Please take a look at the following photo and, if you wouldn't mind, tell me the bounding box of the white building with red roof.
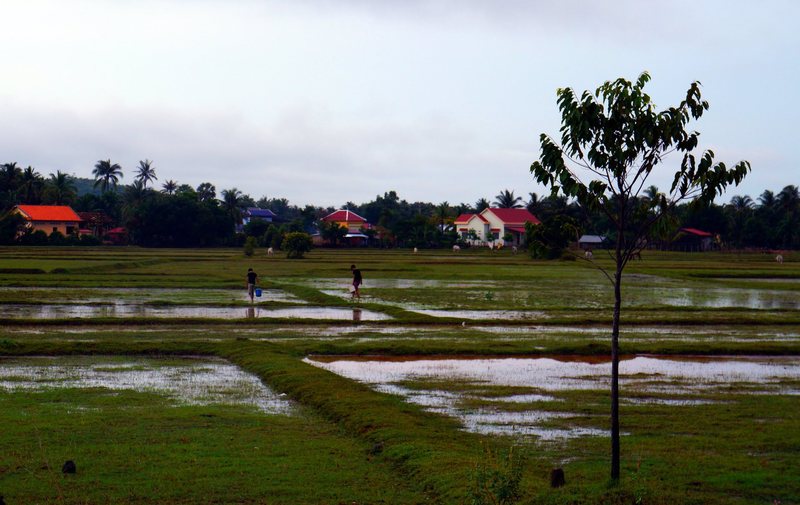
[12,205,83,236]
[454,208,540,247]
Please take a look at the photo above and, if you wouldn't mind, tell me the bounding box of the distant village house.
[454,208,540,247]
[319,209,373,246]
[12,205,82,236]
[578,234,608,251]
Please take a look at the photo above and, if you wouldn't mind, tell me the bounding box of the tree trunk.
[611,266,622,481]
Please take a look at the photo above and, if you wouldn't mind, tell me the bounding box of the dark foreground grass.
[0,361,427,504]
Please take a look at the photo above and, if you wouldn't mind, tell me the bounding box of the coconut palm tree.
[777,185,800,213]
[758,190,776,210]
[221,188,244,223]
[161,180,178,195]
[526,192,542,215]
[20,166,44,204]
[44,171,77,205]
[92,159,123,192]
[493,189,523,208]
[474,197,490,212]
[135,159,157,188]
[436,201,451,234]
[729,195,754,212]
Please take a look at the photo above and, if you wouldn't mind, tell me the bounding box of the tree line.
[1,160,797,249]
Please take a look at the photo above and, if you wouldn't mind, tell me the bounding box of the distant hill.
[73,177,101,197]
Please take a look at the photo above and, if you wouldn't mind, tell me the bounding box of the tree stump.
[62,460,77,474]
[550,468,565,488]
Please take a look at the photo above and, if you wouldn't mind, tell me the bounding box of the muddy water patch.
[0,304,391,321]
[0,356,293,415]
[306,355,800,440]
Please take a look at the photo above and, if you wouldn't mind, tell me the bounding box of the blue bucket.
[255,288,262,297]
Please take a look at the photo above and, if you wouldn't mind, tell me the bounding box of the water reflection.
[0,356,294,415]
[353,308,362,322]
[0,304,392,321]
[306,355,800,440]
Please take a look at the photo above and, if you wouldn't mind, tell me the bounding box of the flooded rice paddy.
[306,354,800,440]
[0,356,293,415]
[0,286,307,304]
[0,304,391,321]
[299,276,800,311]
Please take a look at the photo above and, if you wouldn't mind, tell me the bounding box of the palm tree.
[729,195,754,212]
[494,189,523,208]
[777,185,800,213]
[92,159,123,192]
[526,192,542,215]
[135,159,157,188]
[758,190,776,210]
[44,171,77,204]
[221,188,243,223]
[436,201,451,234]
[196,182,216,202]
[474,198,490,212]
[161,179,178,195]
[20,166,44,204]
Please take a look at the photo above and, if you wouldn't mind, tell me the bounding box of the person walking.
[246,267,258,303]
[350,264,362,300]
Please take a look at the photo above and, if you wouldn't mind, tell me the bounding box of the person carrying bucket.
[246,267,259,303]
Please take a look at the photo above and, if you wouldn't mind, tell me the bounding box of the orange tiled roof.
[15,205,82,222]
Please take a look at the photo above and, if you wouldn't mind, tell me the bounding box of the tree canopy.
[530,72,750,481]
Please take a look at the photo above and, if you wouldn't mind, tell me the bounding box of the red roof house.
[320,209,372,245]
[12,205,82,236]
[673,227,716,252]
[456,207,540,247]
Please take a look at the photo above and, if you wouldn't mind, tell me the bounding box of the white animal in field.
[452,245,461,253]
[585,250,593,260]
[776,254,784,264]
[511,245,518,254]
[413,247,418,253]
[267,247,274,256]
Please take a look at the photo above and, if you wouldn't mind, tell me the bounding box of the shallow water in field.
[410,309,549,320]
[306,355,800,439]
[655,287,800,310]
[0,356,294,415]
[0,304,391,321]
[0,286,307,304]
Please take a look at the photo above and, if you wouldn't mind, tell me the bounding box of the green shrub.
[283,232,312,259]
[468,444,524,505]
[243,236,257,257]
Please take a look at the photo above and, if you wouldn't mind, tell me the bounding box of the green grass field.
[0,245,798,504]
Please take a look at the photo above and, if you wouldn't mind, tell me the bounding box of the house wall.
[456,218,486,243]
[26,221,80,236]
[329,220,364,233]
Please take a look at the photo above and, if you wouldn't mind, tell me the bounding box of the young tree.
[530,72,750,481]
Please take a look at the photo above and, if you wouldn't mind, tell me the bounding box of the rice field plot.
[0,355,426,504]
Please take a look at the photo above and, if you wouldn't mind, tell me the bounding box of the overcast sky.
[2,0,797,207]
